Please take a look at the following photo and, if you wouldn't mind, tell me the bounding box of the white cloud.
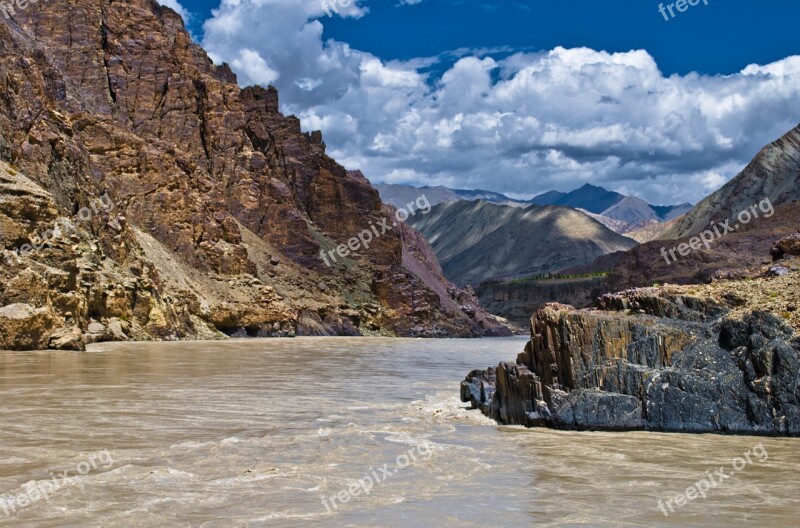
[201,1,800,204]
[157,0,189,21]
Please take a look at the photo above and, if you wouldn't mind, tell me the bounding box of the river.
[0,337,797,527]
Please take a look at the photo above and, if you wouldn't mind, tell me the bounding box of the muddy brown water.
[0,337,797,527]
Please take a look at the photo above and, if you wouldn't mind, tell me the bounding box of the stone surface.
[463,276,800,436]
[0,304,55,350]
[772,233,800,261]
[49,326,86,351]
[0,0,509,350]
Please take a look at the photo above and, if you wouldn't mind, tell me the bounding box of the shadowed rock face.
[462,279,800,436]
[476,275,606,325]
[0,0,509,349]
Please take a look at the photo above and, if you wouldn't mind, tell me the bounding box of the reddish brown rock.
[0,0,508,349]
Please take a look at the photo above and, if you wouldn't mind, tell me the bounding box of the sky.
[160,0,800,205]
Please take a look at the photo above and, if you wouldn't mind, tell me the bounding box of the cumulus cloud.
[201,1,800,204]
[157,0,189,21]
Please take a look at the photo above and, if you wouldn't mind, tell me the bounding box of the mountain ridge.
[0,0,509,350]
[408,201,638,286]
[378,182,692,233]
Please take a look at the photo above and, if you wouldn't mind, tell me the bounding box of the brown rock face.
[772,233,800,261]
[0,0,508,349]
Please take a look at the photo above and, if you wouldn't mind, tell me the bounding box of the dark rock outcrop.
[476,275,606,325]
[463,281,800,436]
[772,232,800,261]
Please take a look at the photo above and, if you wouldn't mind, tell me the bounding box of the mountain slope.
[0,0,508,349]
[408,201,638,286]
[666,123,800,239]
[600,196,658,224]
[529,190,566,206]
[375,183,529,208]
[550,184,625,213]
[532,184,692,228]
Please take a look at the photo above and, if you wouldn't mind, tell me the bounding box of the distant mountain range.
[374,184,530,209]
[530,184,692,228]
[407,201,637,286]
[375,183,692,234]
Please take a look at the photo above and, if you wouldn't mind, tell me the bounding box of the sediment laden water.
[0,337,797,527]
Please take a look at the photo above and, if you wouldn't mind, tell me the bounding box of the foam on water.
[0,336,797,527]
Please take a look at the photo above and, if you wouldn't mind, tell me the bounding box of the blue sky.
[185,0,799,76]
[167,0,800,204]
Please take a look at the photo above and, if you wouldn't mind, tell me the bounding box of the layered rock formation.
[463,268,800,436]
[0,0,508,350]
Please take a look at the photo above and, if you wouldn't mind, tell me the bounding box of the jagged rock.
[771,233,800,261]
[107,318,129,341]
[0,0,510,349]
[768,265,791,277]
[49,326,85,351]
[463,283,800,436]
[87,322,107,334]
[0,304,54,350]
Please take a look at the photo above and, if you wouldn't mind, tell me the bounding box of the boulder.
[0,304,55,350]
[49,326,86,351]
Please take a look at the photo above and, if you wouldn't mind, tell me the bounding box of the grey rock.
[462,292,800,436]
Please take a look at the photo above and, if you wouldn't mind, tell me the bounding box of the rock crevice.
[463,281,800,435]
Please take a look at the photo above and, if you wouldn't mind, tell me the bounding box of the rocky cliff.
[476,275,606,325]
[462,253,800,435]
[0,0,508,350]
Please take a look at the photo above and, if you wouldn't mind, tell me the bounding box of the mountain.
[0,0,509,350]
[528,190,566,205]
[531,184,693,232]
[382,183,693,235]
[542,183,625,213]
[596,124,800,292]
[666,124,800,239]
[577,209,632,233]
[652,203,694,221]
[407,201,638,286]
[375,183,530,208]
